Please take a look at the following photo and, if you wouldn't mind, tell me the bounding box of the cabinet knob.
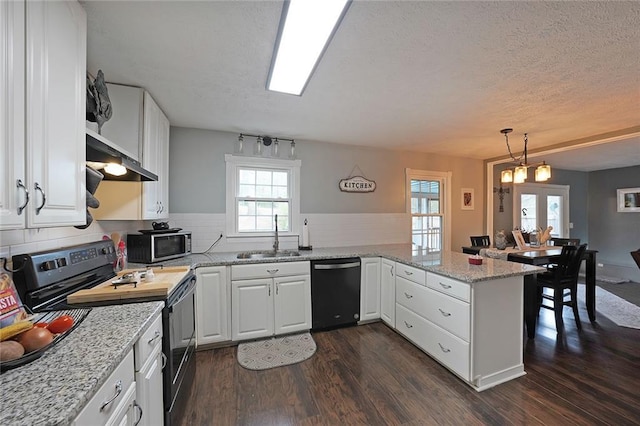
[438,308,451,317]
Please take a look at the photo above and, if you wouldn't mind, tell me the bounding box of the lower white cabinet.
[394,267,525,391]
[133,311,163,426]
[196,266,230,346]
[73,350,136,425]
[360,257,381,322]
[231,262,311,341]
[380,258,395,327]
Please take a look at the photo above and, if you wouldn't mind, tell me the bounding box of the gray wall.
[588,165,640,281]
[492,165,589,242]
[169,126,485,251]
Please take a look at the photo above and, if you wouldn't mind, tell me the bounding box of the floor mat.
[237,332,317,370]
[578,285,640,329]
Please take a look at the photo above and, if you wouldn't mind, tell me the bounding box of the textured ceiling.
[83,1,640,170]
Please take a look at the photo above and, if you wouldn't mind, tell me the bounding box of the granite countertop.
[135,244,544,283]
[0,301,164,426]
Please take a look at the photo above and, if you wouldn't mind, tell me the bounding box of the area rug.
[578,285,640,329]
[237,332,317,370]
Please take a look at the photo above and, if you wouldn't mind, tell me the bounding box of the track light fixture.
[236,133,297,159]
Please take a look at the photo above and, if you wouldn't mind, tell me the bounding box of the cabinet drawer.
[74,349,135,425]
[396,276,430,314]
[396,304,469,381]
[421,287,470,341]
[426,272,470,302]
[397,278,470,341]
[134,313,162,371]
[232,261,310,280]
[395,262,426,285]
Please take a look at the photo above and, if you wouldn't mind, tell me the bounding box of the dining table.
[462,245,598,338]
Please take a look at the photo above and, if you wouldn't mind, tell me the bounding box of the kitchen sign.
[339,176,376,193]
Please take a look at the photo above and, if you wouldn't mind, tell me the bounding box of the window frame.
[405,168,452,252]
[225,154,301,239]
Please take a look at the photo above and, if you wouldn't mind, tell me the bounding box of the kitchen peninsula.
[151,244,544,391]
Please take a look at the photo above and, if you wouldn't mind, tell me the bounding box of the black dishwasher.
[311,257,361,330]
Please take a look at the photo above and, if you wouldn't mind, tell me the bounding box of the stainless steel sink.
[236,251,301,259]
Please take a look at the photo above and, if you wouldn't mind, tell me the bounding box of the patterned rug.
[237,332,317,370]
[578,285,640,329]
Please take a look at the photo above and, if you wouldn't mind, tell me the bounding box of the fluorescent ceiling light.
[267,0,350,96]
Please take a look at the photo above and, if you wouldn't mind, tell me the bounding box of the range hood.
[86,129,158,182]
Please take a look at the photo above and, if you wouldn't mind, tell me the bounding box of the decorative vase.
[495,230,508,250]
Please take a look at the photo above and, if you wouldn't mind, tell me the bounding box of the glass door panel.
[546,195,562,237]
[520,194,537,232]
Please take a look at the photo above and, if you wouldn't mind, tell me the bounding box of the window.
[406,169,452,254]
[226,155,301,238]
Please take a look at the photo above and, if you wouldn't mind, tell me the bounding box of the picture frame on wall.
[461,188,474,210]
[617,187,640,212]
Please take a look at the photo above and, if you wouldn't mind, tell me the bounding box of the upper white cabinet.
[1,0,87,230]
[142,92,170,220]
[360,257,381,322]
[93,88,170,220]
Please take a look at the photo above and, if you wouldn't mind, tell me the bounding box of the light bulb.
[103,163,127,176]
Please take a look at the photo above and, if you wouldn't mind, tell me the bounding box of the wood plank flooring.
[180,304,640,425]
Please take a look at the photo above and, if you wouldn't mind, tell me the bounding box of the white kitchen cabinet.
[1,0,86,230]
[142,92,170,220]
[134,313,163,426]
[196,266,231,346]
[231,261,311,341]
[394,269,525,391]
[380,258,395,327]
[135,348,163,426]
[73,349,136,425]
[93,89,170,221]
[360,257,381,322]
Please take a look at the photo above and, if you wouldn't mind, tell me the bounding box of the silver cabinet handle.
[404,321,413,329]
[16,179,29,215]
[438,343,451,353]
[161,352,167,369]
[439,282,452,289]
[390,266,394,276]
[268,283,271,296]
[404,270,413,276]
[404,292,413,299]
[156,201,161,214]
[34,182,46,215]
[148,330,161,345]
[438,308,451,317]
[100,380,122,411]
[276,282,279,295]
[267,269,279,274]
[133,401,143,426]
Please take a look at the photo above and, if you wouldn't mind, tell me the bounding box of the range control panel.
[12,240,117,291]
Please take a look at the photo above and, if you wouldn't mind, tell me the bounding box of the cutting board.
[67,266,191,304]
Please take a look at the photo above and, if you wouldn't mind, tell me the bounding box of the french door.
[513,183,570,238]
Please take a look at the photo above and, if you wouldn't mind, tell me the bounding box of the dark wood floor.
[180,305,640,425]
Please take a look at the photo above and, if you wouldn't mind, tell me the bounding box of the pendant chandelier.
[499,128,551,184]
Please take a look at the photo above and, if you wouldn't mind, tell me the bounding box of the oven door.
[163,273,196,425]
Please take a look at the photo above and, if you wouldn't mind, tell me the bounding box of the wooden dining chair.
[536,244,587,334]
[470,235,491,246]
[549,237,580,246]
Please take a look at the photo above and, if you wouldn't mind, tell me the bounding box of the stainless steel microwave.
[127,231,192,263]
